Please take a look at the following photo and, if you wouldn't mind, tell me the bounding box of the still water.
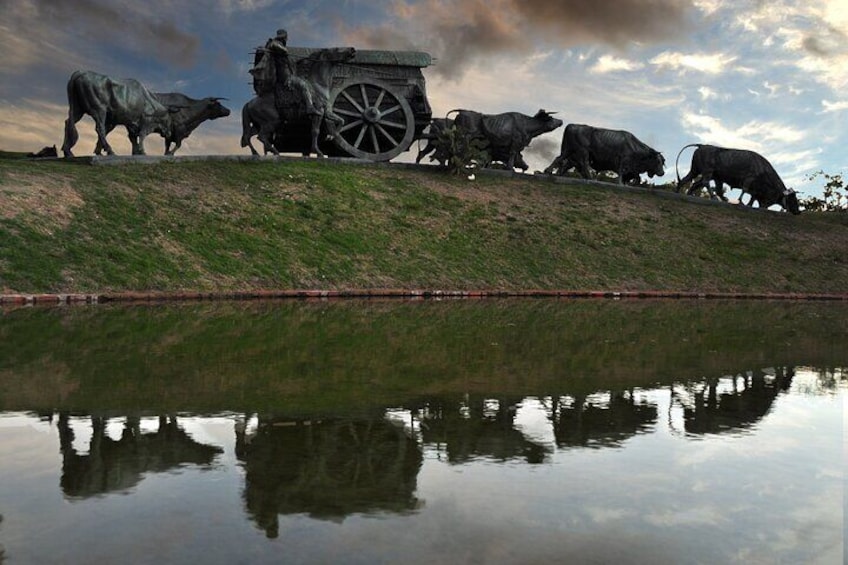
[0,299,845,564]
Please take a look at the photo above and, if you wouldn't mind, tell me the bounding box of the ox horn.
[212,97,229,102]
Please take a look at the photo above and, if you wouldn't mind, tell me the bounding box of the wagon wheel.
[328,79,415,161]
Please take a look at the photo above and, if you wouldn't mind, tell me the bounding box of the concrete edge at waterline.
[2,289,847,308]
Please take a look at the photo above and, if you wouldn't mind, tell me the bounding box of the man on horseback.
[257,28,318,116]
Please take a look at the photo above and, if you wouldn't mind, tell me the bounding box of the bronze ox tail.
[675,143,705,190]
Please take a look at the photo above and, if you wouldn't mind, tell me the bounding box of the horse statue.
[241,46,356,157]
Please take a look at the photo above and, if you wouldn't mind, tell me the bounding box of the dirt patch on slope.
[0,173,83,231]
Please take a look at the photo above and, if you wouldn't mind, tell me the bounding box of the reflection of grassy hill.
[1,156,847,294]
[0,300,845,414]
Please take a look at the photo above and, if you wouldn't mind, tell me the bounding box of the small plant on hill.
[430,123,490,176]
[800,170,848,211]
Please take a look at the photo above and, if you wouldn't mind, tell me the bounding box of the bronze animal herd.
[54,38,802,214]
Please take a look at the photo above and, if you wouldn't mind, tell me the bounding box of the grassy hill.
[1,153,846,294]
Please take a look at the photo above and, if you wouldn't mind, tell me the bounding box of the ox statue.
[62,70,178,157]
[152,93,230,155]
[450,109,562,171]
[545,124,665,185]
[676,144,801,215]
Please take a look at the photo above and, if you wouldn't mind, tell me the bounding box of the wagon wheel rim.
[329,79,415,161]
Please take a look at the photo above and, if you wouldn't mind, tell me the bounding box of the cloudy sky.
[1,0,847,198]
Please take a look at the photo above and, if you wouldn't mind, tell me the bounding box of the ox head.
[648,151,666,178]
[782,189,801,215]
[533,109,563,134]
[206,97,231,120]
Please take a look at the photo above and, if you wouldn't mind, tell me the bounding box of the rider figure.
[264,29,318,116]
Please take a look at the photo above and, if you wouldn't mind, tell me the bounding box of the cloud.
[1,0,200,71]
[590,55,645,74]
[703,1,848,92]
[681,112,806,151]
[216,0,276,14]
[340,0,694,78]
[651,51,737,74]
[821,99,848,112]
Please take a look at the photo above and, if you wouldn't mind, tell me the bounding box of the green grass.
[1,156,846,294]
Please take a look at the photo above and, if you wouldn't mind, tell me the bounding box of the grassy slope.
[0,155,846,294]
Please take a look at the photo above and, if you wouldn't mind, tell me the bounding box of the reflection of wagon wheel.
[329,79,415,161]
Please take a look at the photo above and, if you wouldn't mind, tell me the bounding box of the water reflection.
[41,368,807,513]
[674,367,794,436]
[417,395,549,464]
[550,390,657,448]
[0,300,845,564]
[56,413,222,499]
[235,415,422,537]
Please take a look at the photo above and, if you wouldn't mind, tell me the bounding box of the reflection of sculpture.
[549,390,657,448]
[418,395,549,463]
[680,368,795,435]
[57,413,222,498]
[235,416,422,537]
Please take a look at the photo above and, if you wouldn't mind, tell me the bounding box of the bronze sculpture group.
[55,28,800,213]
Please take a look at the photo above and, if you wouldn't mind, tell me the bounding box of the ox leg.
[514,153,529,172]
[310,115,324,158]
[62,117,80,158]
[686,173,711,197]
[92,113,115,156]
[93,123,116,156]
[711,181,728,202]
[61,89,87,158]
[164,138,179,156]
[543,155,561,175]
[574,151,592,180]
[131,128,147,156]
[676,171,699,193]
[126,126,145,155]
[416,141,436,164]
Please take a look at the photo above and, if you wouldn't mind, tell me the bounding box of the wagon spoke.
[341,91,365,112]
[378,119,406,130]
[335,108,362,118]
[381,104,402,117]
[353,124,368,149]
[359,84,370,107]
[338,119,364,134]
[376,124,399,146]
[374,89,386,109]
[370,127,380,152]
